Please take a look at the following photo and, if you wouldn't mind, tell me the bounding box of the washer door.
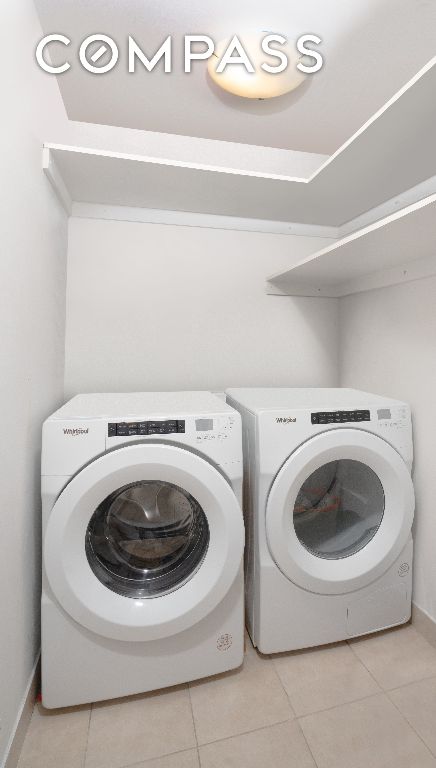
[266,429,414,595]
[44,443,244,641]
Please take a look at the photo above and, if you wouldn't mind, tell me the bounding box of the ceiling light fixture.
[207,34,307,99]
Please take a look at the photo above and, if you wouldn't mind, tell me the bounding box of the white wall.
[0,2,68,764]
[64,218,338,395]
[339,277,436,624]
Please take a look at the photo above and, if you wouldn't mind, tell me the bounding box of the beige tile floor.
[17,624,436,768]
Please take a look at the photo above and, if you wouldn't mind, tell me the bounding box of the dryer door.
[44,443,244,641]
[266,429,414,595]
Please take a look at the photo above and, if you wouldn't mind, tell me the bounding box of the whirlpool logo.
[276,417,296,424]
[63,427,89,437]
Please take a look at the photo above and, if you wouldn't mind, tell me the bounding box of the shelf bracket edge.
[42,146,72,216]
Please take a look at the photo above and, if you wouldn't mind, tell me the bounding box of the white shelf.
[266,195,436,297]
[43,58,436,229]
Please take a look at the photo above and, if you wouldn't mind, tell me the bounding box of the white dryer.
[226,388,414,654]
[42,392,244,708]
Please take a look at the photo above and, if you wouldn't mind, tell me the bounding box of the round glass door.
[266,428,414,595]
[293,460,385,560]
[86,481,209,598]
[44,442,244,641]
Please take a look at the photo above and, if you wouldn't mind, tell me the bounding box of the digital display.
[377,409,391,420]
[196,419,213,432]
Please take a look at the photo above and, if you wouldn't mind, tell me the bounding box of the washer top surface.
[48,391,232,421]
[226,388,407,413]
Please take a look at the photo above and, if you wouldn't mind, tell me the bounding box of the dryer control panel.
[311,410,370,425]
[108,420,185,437]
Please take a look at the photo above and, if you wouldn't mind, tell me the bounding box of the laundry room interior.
[2,1,436,767]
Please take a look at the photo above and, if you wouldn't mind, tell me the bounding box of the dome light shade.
[207,35,306,99]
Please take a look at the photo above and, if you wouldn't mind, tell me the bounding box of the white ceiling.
[34,0,436,154]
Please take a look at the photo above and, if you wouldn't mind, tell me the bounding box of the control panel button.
[108,419,186,437]
[311,409,370,425]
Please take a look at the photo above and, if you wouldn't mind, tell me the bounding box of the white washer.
[226,388,414,654]
[42,392,244,707]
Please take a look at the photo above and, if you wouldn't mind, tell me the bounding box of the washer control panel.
[108,420,185,437]
[194,415,236,443]
[377,406,409,430]
[311,410,370,425]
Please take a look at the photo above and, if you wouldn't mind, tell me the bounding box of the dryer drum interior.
[293,459,385,560]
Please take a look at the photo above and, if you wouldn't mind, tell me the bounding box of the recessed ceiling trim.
[71,202,339,238]
[44,142,309,183]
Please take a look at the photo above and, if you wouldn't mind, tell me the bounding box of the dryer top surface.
[226,388,408,414]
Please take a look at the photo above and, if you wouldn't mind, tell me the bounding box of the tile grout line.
[194,716,293,750]
[346,634,436,693]
[119,747,201,768]
[386,671,436,694]
[82,702,93,768]
[84,701,191,768]
[271,644,384,719]
[187,684,202,767]
[191,643,295,752]
[294,720,320,768]
[384,671,436,694]
[267,646,395,767]
[267,655,296,719]
[296,690,386,721]
[264,645,401,721]
[386,687,436,759]
[267,654,320,768]
[346,637,381,678]
[346,637,436,760]
[233,635,436,759]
